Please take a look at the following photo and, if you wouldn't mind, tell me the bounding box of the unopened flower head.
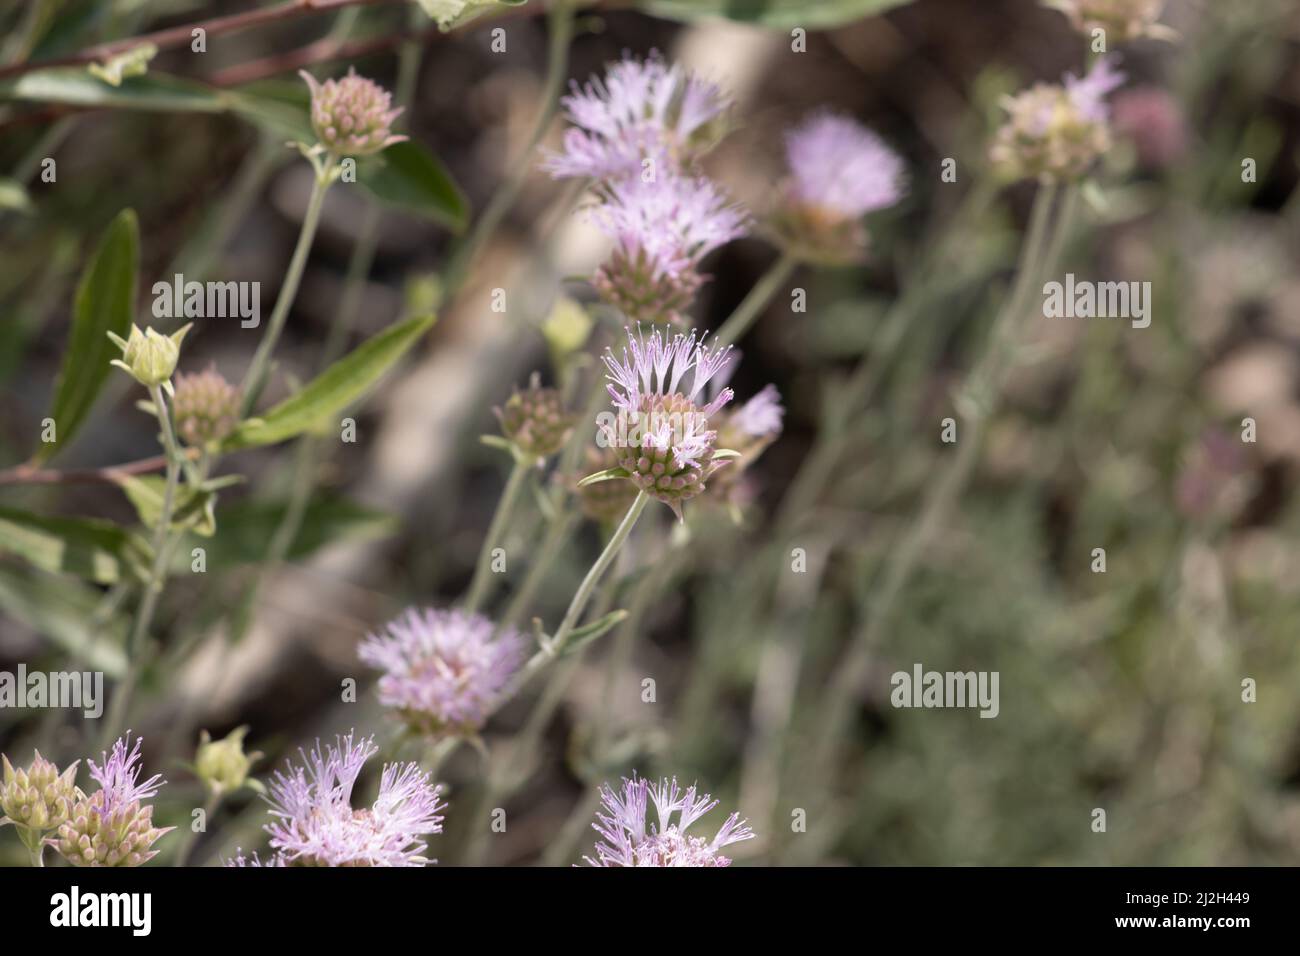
[172,366,241,447]
[597,327,735,518]
[990,56,1127,181]
[583,774,754,867]
[1047,0,1170,44]
[359,608,526,738]
[54,733,172,867]
[775,112,905,263]
[301,67,407,157]
[109,323,190,388]
[495,373,574,460]
[195,726,261,797]
[1,750,78,837]
[265,732,445,867]
[590,171,748,325]
[543,52,730,181]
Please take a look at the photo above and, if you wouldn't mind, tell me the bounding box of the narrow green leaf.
[0,68,229,112]
[33,208,138,464]
[562,609,630,654]
[182,496,397,568]
[359,142,469,232]
[577,466,631,487]
[0,506,150,585]
[224,313,436,450]
[0,566,127,678]
[640,0,912,28]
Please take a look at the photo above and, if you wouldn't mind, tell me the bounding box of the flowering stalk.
[103,383,184,744]
[549,490,648,654]
[464,457,531,614]
[239,168,332,416]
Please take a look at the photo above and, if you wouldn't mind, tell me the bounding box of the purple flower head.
[87,732,165,817]
[731,384,785,439]
[784,112,906,219]
[1064,56,1127,124]
[360,608,526,737]
[543,52,730,180]
[583,774,755,867]
[596,327,736,518]
[265,732,445,867]
[53,733,171,867]
[990,56,1127,181]
[590,171,749,324]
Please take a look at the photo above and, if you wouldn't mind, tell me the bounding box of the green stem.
[103,384,184,744]
[438,0,576,303]
[713,252,797,348]
[549,491,647,651]
[239,168,332,416]
[173,792,220,867]
[464,456,532,614]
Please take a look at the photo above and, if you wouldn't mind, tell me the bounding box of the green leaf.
[577,466,631,487]
[114,475,220,537]
[562,609,629,654]
[0,506,150,585]
[359,142,469,232]
[639,0,912,28]
[184,496,397,568]
[0,68,229,112]
[0,566,127,678]
[224,313,436,450]
[414,0,528,30]
[87,42,158,87]
[32,209,138,464]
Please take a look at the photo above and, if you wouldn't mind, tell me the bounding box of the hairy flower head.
[53,733,172,867]
[495,373,575,460]
[359,608,526,738]
[773,112,905,263]
[264,732,445,867]
[590,171,748,325]
[543,52,730,180]
[595,326,735,518]
[583,774,754,867]
[990,56,1127,181]
[1046,0,1172,43]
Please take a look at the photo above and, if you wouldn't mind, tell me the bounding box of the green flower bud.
[108,323,191,388]
[1,751,79,850]
[194,727,260,796]
[53,796,171,868]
